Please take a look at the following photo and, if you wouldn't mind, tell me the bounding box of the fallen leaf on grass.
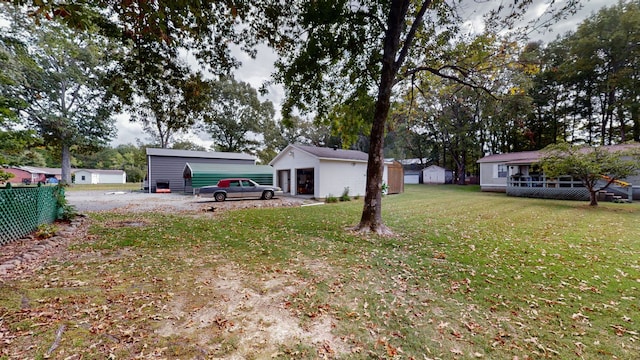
[611,324,639,336]
[571,312,589,322]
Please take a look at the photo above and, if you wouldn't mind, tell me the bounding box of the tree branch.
[404,65,496,99]
[394,0,431,71]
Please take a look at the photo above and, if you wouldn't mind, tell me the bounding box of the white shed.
[422,165,447,184]
[270,144,391,199]
[74,169,126,184]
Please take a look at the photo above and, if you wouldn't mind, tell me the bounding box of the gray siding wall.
[148,156,254,193]
[479,162,507,192]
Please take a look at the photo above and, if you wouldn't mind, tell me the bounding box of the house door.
[296,168,314,195]
[278,170,291,194]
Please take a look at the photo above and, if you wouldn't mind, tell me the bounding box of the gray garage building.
[146,148,256,193]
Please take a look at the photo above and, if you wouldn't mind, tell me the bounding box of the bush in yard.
[325,194,338,203]
[54,184,78,221]
[340,187,351,202]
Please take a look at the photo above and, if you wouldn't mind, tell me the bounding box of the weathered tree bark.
[61,143,72,185]
[631,105,639,142]
[355,0,412,235]
[456,153,467,185]
[589,190,598,206]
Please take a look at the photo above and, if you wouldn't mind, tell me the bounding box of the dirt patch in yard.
[156,263,350,358]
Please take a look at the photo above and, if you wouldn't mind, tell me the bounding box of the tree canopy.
[4,0,640,221]
[1,6,116,184]
[528,1,640,146]
[202,77,275,154]
[266,0,580,234]
[540,143,640,206]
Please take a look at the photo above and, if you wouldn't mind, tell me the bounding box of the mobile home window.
[497,164,507,178]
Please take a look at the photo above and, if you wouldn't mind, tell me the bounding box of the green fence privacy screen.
[0,186,61,245]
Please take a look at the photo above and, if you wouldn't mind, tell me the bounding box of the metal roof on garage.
[147,148,255,161]
[183,163,275,188]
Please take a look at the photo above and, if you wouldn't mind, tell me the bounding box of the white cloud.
[111,114,147,146]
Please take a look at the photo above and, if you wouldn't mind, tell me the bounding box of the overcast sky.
[111,0,614,148]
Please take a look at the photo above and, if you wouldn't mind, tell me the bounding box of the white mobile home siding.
[100,173,126,184]
[74,170,95,185]
[73,170,126,184]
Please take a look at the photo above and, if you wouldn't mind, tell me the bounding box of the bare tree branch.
[395,1,431,72]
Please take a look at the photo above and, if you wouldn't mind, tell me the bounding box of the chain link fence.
[0,185,62,245]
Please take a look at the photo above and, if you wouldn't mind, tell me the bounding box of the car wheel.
[214,192,226,202]
[262,191,274,200]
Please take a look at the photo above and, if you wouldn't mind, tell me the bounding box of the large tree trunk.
[632,105,639,142]
[61,143,72,185]
[354,0,410,235]
[457,153,466,185]
[589,190,599,206]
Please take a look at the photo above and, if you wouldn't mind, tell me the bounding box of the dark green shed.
[183,163,275,194]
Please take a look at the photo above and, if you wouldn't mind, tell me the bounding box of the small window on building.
[81,175,86,181]
[497,164,508,178]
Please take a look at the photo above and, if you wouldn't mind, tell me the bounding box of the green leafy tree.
[0,12,41,170]
[387,97,439,165]
[526,41,572,147]
[202,77,275,154]
[540,143,640,206]
[15,149,47,167]
[3,12,116,184]
[75,143,148,182]
[534,1,640,145]
[18,0,263,76]
[435,86,483,184]
[130,63,210,148]
[268,0,579,234]
[16,1,286,152]
[114,144,146,182]
[171,140,206,152]
[256,117,288,164]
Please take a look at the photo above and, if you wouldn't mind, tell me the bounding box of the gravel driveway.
[65,190,311,213]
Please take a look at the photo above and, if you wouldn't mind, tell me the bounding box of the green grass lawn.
[1,185,638,359]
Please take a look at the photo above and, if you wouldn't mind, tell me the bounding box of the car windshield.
[242,180,255,187]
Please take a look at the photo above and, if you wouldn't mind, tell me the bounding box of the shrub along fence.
[0,185,62,245]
